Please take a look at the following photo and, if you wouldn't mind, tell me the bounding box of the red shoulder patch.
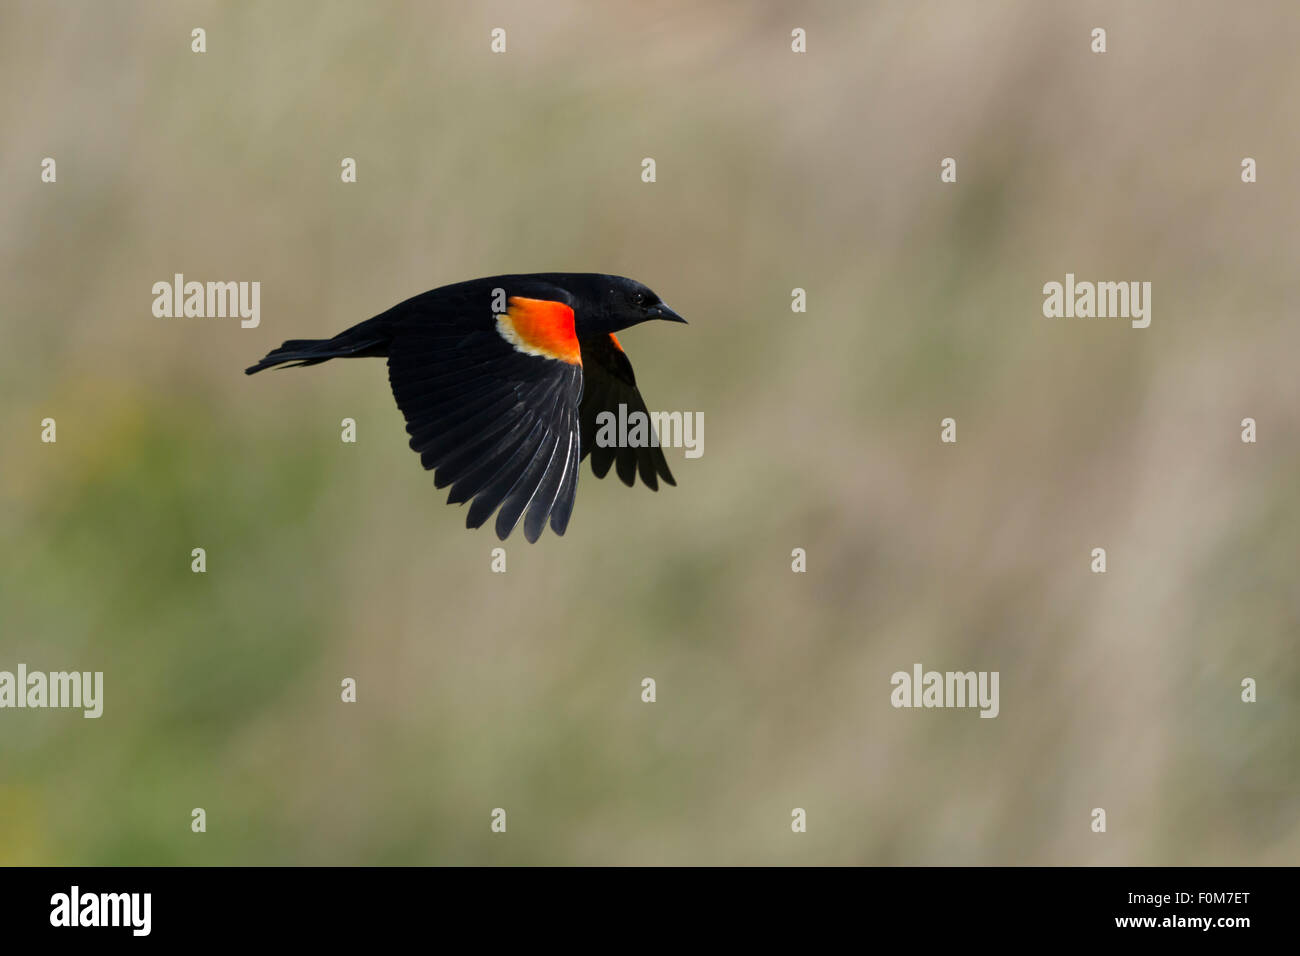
[497,297,581,365]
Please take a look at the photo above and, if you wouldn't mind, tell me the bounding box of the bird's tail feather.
[245,319,390,375]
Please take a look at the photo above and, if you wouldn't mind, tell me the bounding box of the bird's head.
[564,274,687,334]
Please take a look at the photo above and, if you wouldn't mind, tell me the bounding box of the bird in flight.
[246,273,686,541]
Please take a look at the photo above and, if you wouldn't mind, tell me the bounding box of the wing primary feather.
[524,429,575,542]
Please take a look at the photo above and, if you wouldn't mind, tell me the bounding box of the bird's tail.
[244,317,391,375]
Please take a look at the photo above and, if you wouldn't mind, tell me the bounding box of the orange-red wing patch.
[497,297,582,365]
[608,333,624,353]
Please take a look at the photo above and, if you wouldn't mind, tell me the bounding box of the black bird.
[246,274,686,541]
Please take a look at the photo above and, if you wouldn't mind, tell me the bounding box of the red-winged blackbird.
[246,274,685,541]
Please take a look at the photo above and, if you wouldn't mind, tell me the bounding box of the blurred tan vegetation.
[1,0,1297,864]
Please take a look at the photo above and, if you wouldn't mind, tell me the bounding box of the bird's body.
[246,273,685,541]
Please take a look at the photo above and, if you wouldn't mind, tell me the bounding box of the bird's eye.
[633,292,645,305]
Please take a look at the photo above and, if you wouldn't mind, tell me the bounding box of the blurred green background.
[2,0,1297,865]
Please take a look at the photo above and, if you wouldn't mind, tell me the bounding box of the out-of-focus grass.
[1,0,1297,864]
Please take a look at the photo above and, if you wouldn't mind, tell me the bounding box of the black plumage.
[246,273,685,541]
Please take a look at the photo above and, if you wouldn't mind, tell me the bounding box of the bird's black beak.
[654,304,688,324]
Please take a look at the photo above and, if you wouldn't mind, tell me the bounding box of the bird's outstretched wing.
[386,296,583,542]
[577,333,676,491]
